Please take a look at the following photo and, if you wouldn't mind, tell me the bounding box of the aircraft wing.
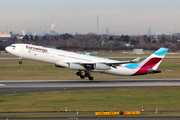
[105,57,140,66]
[60,57,140,68]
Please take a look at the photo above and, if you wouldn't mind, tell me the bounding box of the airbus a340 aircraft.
[5,43,169,80]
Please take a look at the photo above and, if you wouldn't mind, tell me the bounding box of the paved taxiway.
[0,117,180,120]
[1,79,180,94]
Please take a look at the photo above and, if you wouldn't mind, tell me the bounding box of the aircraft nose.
[5,46,10,52]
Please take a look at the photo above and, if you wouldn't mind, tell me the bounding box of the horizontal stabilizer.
[147,68,173,74]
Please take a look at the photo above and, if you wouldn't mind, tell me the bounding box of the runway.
[1,79,180,94]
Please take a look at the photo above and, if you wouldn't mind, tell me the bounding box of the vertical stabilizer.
[134,48,168,75]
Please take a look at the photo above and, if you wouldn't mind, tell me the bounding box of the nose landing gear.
[19,61,23,64]
[19,58,23,65]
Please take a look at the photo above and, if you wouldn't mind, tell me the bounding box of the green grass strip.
[0,87,180,113]
[0,58,180,80]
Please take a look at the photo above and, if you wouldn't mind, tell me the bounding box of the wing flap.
[62,57,140,67]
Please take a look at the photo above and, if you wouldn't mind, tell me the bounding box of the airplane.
[5,43,169,80]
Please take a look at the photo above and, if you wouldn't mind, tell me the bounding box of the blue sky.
[0,0,180,35]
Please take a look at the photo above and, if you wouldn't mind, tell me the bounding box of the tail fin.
[134,48,168,75]
[86,52,90,56]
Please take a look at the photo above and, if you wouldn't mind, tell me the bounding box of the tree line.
[1,33,180,52]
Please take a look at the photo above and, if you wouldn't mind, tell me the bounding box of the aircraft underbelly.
[103,67,137,76]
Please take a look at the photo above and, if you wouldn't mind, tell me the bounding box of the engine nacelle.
[54,64,66,68]
[68,63,85,70]
[95,63,110,70]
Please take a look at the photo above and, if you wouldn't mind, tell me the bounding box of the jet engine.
[68,63,85,70]
[94,63,110,70]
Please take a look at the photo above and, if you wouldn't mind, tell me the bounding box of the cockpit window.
[11,45,15,48]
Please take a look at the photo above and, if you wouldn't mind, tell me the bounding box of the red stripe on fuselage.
[133,58,162,75]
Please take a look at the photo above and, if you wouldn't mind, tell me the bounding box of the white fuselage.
[5,44,141,76]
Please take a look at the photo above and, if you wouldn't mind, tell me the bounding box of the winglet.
[130,57,140,63]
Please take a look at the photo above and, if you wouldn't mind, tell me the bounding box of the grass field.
[0,57,179,80]
[0,87,180,113]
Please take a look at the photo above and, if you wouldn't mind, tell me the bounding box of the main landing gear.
[76,70,94,81]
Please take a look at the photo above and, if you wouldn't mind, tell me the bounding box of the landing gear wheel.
[76,71,81,76]
[19,61,23,64]
[88,77,94,81]
[85,73,90,77]
[80,75,85,79]
[76,70,94,80]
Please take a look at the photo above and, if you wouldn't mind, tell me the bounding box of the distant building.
[155,31,158,35]
[0,31,12,34]
[134,49,144,54]
[43,31,47,35]
[49,23,58,35]
[22,30,26,35]
[0,34,11,38]
[147,28,151,36]
[106,28,109,35]
[0,31,24,41]
[0,31,12,41]
[49,30,58,35]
